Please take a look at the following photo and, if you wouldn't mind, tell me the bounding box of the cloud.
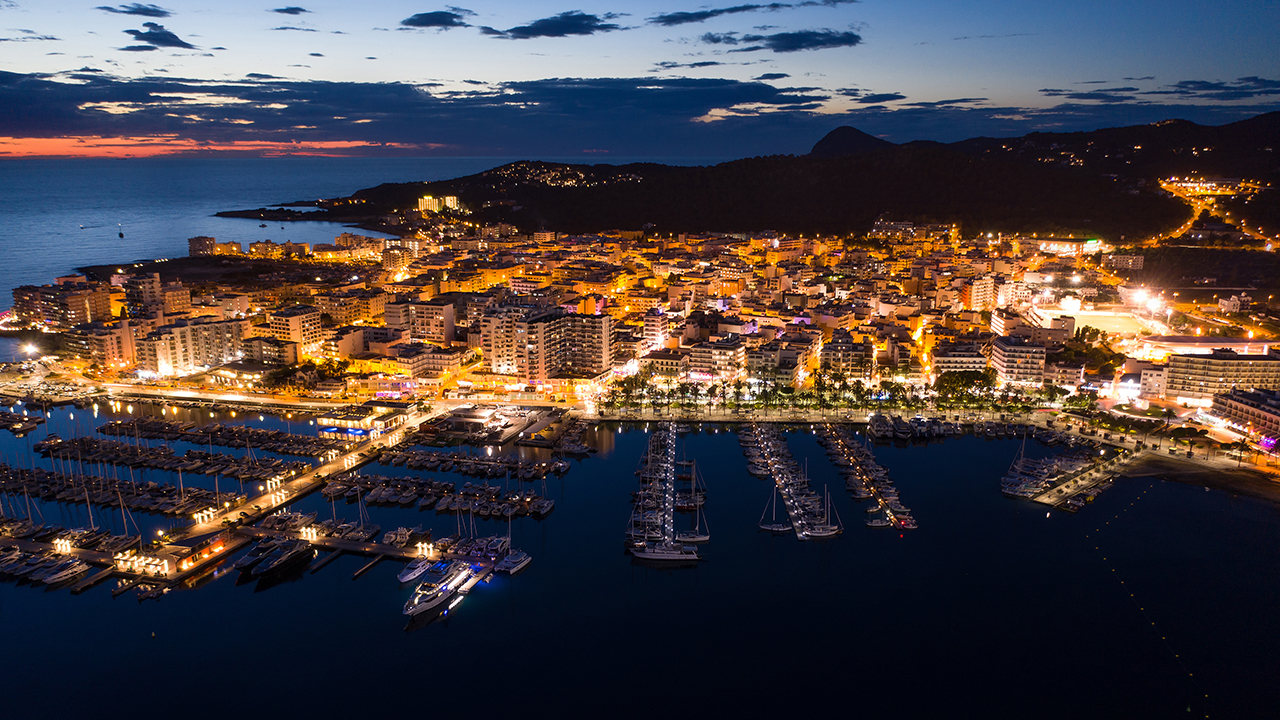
[123,22,194,49]
[857,92,905,104]
[904,97,986,107]
[2,69,1275,159]
[755,72,789,80]
[118,44,158,51]
[1123,76,1155,82]
[96,3,171,17]
[309,52,324,57]
[270,6,309,14]
[648,0,858,25]
[648,4,789,27]
[951,32,1033,41]
[272,26,317,32]
[484,11,625,39]
[654,60,725,70]
[1040,86,1140,104]
[401,10,472,29]
[0,33,59,42]
[1145,76,1280,101]
[717,28,860,52]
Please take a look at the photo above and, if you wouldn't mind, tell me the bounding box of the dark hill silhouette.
[224,111,1280,239]
[349,144,1187,239]
[809,126,896,158]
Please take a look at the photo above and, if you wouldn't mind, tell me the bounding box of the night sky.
[2,1,1278,157]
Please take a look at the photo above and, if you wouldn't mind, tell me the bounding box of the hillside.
[219,112,1280,239]
[348,145,1188,239]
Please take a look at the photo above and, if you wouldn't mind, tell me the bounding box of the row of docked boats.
[554,419,596,456]
[625,423,701,562]
[98,418,351,459]
[1000,436,1129,511]
[0,547,92,585]
[0,517,140,553]
[400,537,530,615]
[321,474,554,518]
[36,435,312,481]
[741,424,843,540]
[231,536,315,576]
[818,424,916,530]
[378,446,567,480]
[0,409,43,436]
[0,464,242,518]
[868,413,965,441]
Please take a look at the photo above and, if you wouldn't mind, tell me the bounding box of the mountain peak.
[809,126,896,158]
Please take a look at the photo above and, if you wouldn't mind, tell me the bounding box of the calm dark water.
[0,156,732,302]
[0,409,1277,719]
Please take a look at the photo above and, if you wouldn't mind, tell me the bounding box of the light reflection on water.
[0,408,1275,719]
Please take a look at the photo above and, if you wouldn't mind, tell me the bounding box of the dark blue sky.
[1,1,1277,156]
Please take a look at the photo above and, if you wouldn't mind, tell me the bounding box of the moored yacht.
[403,561,472,615]
[495,550,531,574]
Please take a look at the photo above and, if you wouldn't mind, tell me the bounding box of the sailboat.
[801,486,842,539]
[758,486,791,533]
[117,224,124,238]
[675,503,710,544]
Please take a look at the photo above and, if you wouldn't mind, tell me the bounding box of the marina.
[740,423,842,539]
[0,408,1276,718]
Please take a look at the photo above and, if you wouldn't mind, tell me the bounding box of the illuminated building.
[11,279,112,329]
[269,305,323,355]
[1165,349,1280,404]
[989,335,1046,387]
[135,317,249,376]
[1210,388,1280,446]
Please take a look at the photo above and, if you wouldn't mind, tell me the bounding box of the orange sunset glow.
[0,136,444,158]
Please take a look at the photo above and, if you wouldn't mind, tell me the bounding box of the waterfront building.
[1210,388,1280,446]
[479,307,613,383]
[690,334,746,382]
[641,348,690,379]
[135,317,249,376]
[932,345,989,376]
[12,278,112,329]
[822,328,878,378]
[389,342,471,378]
[62,320,135,367]
[1165,349,1280,404]
[989,335,1046,387]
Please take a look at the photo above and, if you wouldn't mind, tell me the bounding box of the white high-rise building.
[480,307,613,382]
[135,317,249,376]
[269,305,323,355]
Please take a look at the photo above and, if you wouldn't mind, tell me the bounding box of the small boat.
[397,555,439,584]
[630,541,700,562]
[495,550,531,574]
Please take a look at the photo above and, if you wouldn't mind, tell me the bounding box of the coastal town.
[2,179,1278,464]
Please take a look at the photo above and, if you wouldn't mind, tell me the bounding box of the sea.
[0,156,731,298]
[0,159,1277,719]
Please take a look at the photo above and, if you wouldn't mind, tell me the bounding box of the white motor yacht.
[403,561,472,616]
